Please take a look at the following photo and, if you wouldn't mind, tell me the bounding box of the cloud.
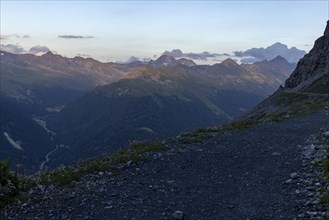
[0,34,20,40]
[126,56,140,63]
[76,53,92,58]
[29,45,49,56]
[120,56,151,64]
[1,34,31,41]
[58,35,94,39]
[240,57,261,64]
[184,52,224,60]
[162,49,229,61]
[0,44,50,56]
[161,49,232,65]
[300,44,313,47]
[0,44,26,54]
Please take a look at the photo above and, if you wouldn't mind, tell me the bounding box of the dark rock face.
[285,21,329,90]
[325,20,329,37]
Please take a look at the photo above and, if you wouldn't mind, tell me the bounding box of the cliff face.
[285,21,329,91]
[245,21,329,121]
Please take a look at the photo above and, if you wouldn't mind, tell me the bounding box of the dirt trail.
[2,111,329,219]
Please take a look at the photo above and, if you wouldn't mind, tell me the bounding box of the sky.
[1,0,328,63]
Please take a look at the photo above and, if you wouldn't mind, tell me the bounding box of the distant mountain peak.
[150,54,176,67]
[176,58,197,67]
[270,42,288,48]
[271,55,289,63]
[236,42,305,63]
[221,58,238,66]
[42,50,56,57]
[157,54,176,62]
[162,49,183,58]
[273,42,284,45]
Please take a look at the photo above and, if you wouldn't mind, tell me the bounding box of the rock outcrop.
[285,21,329,91]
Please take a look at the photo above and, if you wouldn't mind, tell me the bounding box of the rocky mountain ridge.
[242,55,296,85]
[285,21,329,92]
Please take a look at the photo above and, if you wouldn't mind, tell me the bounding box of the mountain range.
[161,42,305,64]
[1,42,305,65]
[1,45,298,172]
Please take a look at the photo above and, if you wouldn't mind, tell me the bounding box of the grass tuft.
[110,142,168,165]
[320,193,329,204]
[323,159,329,179]
[38,142,168,187]
[0,159,33,208]
[195,119,257,134]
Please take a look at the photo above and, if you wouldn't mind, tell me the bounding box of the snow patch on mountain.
[3,132,23,150]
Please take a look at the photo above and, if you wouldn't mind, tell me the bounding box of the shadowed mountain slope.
[0,48,297,172]
[49,65,268,165]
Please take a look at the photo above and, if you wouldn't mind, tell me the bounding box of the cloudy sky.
[0,1,328,62]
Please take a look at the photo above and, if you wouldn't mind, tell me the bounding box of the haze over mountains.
[1,42,305,65]
[0,43,301,172]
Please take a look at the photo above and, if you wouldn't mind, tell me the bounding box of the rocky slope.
[285,20,329,91]
[1,109,329,219]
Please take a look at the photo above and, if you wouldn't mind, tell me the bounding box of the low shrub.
[0,159,28,208]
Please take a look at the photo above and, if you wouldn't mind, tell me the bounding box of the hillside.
[1,45,298,172]
[47,58,291,167]
[0,51,137,173]
[241,55,296,85]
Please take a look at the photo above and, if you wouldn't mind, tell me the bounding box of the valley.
[0,46,298,172]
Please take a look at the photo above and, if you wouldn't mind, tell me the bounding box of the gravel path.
[2,111,329,219]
